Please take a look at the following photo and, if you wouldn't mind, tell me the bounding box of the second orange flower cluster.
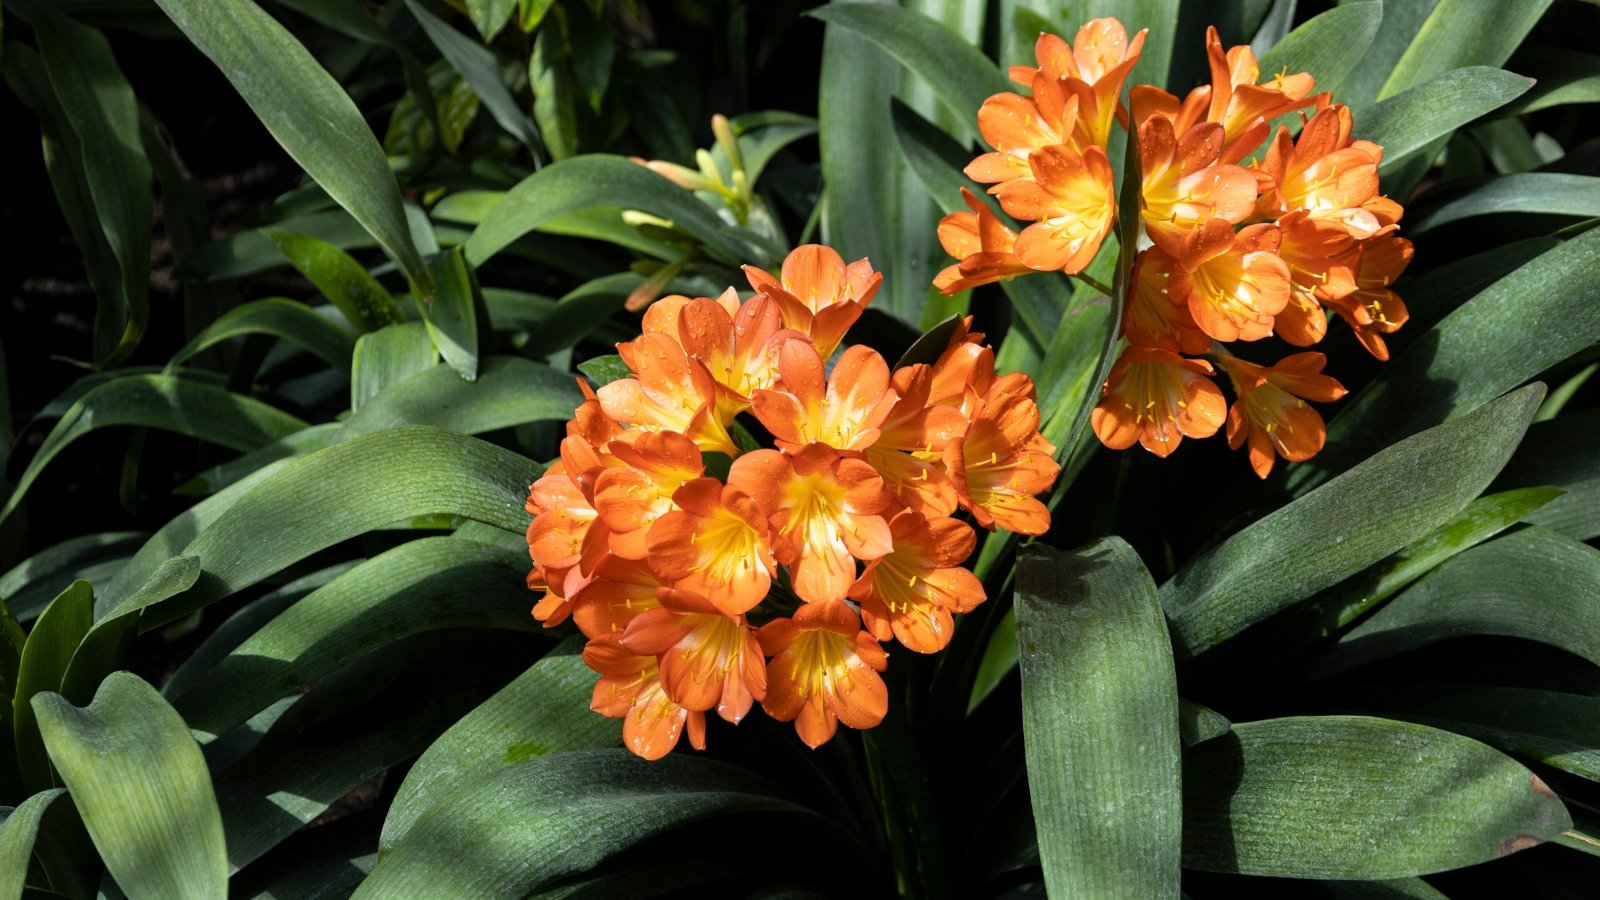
[936,19,1414,477]
[526,245,1059,758]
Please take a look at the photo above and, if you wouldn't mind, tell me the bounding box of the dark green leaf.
[1408,173,1600,232]
[175,423,341,496]
[167,297,357,375]
[1180,699,1231,747]
[466,0,518,39]
[34,673,227,897]
[1324,527,1600,675]
[152,0,431,294]
[1360,67,1534,178]
[1183,716,1571,877]
[0,532,145,623]
[1257,2,1382,101]
[101,426,537,629]
[1491,407,1600,540]
[1299,225,1600,488]
[0,374,309,524]
[351,322,438,410]
[341,356,580,439]
[1501,48,1600,115]
[1162,385,1543,658]
[380,638,620,850]
[464,155,756,267]
[1377,0,1551,101]
[356,750,809,897]
[417,246,481,381]
[808,3,1006,143]
[0,789,65,898]
[531,19,577,161]
[172,536,537,740]
[1016,538,1181,898]
[13,581,92,794]
[407,0,542,156]
[577,354,631,386]
[894,316,962,369]
[268,230,406,332]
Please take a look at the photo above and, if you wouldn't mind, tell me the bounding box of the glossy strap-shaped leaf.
[1257,1,1383,103]
[268,230,406,332]
[1360,67,1533,178]
[339,356,581,439]
[1183,715,1570,878]
[405,0,543,157]
[1016,538,1181,898]
[12,581,93,795]
[1162,385,1541,658]
[1298,225,1600,489]
[1323,526,1600,676]
[0,374,310,524]
[0,788,66,898]
[1491,406,1600,540]
[103,426,537,629]
[152,0,431,294]
[172,536,538,741]
[166,297,357,375]
[34,672,228,898]
[357,750,813,897]
[417,246,481,381]
[1377,0,1551,101]
[381,639,621,850]
[463,155,758,267]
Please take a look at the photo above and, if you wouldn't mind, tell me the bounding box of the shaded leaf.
[417,246,481,381]
[351,322,438,411]
[13,582,92,795]
[1377,0,1551,101]
[407,0,542,156]
[1408,174,1600,232]
[1360,67,1534,177]
[1491,407,1600,540]
[0,788,66,898]
[577,354,630,387]
[268,230,406,332]
[1183,716,1570,878]
[1257,2,1382,102]
[1015,538,1181,898]
[167,297,357,375]
[34,672,228,898]
[1162,385,1542,658]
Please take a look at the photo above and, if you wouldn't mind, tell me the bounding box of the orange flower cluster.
[936,19,1413,478]
[526,245,1060,758]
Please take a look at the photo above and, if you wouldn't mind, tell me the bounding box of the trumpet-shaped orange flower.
[592,430,704,559]
[744,245,881,357]
[1202,26,1315,149]
[1255,104,1384,237]
[645,291,799,423]
[730,445,894,604]
[992,143,1116,273]
[1008,20,1148,151]
[864,363,967,518]
[584,636,706,760]
[934,188,1034,294]
[1138,116,1258,263]
[621,588,767,724]
[752,340,896,453]
[944,394,1059,534]
[569,556,663,640]
[1123,248,1211,354]
[599,332,738,456]
[1092,346,1226,457]
[850,511,983,653]
[1272,211,1356,347]
[1168,220,1291,342]
[966,82,1079,185]
[1218,352,1347,478]
[1321,232,1413,361]
[758,601,889,749]
[646,477,778,617]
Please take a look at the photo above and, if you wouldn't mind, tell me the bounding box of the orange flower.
[992,143,1116,273]
[584,636,706,760]
[1137,116,1258,263]
[729,445,895,605]
[1092,346,1226,457]
[850,511,983,653]
[620,588,767,724]
[1255,104,1385,237]
[598,332,738,456]
[1217,352,1347,478]
[526,463,602,626]
[569,556,663,640]
[1008,20,1148,151]
[864,363,967,518]
[644,290,798,420]
[751,340,896,453]
[1123,248,1211,354]
[965,80,1079,186]
[1202,25,1315,150]
[944,394,1059,535]
[1272,210,1356,347]
[592,430,704,559]
[645,477,779,617]
[758,601,889,749]
[934,188,1034,294]
[1168,220,1291,342]
[743,245,881,357]
[1321,232,1413,361]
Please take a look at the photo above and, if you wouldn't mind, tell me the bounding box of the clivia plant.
[0,0,1597,898]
